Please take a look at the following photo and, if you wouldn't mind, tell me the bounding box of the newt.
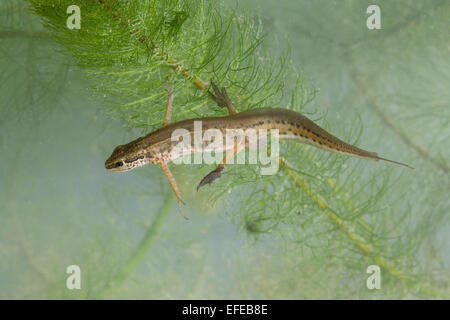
[105,82,412,213]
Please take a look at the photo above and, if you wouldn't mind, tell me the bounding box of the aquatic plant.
[11,0,449,298]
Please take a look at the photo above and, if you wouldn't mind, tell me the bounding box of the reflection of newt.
[105,82,412,212]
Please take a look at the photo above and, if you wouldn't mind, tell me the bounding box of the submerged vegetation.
[18,0,450,298]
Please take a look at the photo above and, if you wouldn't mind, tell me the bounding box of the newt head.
[105,142,149,172]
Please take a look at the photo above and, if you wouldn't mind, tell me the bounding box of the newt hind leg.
[197,140,246,191]
[208,81,237,115]
[198,82,242,190]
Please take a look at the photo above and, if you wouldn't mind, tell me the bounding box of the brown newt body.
[105,107,410,172]
[105,82,411,214]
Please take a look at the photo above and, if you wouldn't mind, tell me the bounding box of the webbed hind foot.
[208,81,237,115]
[197,168,223,191]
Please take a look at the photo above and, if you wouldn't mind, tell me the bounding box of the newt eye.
[114,161,124,168]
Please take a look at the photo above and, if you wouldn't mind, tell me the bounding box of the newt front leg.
[160,161,187,219]
[160,83,187,218]
[163,81,175,126]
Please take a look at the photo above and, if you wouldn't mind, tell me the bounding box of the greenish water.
[1,0,448,299]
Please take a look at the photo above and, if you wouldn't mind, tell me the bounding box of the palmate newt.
[105,82,412,214]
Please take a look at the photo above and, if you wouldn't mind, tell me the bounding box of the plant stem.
[279,156,444,298]
[98,191,175,298]
[349,64,449,174]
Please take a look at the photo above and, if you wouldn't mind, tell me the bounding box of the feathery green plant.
[0,1,68,125]
[25,0,448,298]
